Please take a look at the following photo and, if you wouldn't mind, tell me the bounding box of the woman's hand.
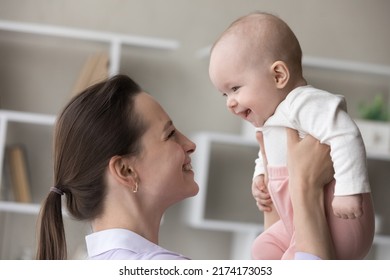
[286,128,335,259]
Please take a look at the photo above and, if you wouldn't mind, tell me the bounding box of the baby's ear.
[271,61,290,89]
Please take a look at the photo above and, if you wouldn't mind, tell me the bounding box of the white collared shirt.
[85,228,189,260]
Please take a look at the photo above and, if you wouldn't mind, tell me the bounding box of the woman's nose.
[179,131,196,154]
[185,138,196,154]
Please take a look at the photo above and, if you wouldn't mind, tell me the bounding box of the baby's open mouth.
[245,109,251,118]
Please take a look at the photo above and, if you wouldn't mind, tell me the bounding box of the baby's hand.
[252,175,273,212]
[332,194,363,219]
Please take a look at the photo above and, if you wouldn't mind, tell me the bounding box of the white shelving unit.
[0,110,55,214]
[183,132,262,260]
[0,20,180,259]
[185,46,390,259]
[0,20,179,77]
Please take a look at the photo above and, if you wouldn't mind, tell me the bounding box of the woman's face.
[133,93,199,208]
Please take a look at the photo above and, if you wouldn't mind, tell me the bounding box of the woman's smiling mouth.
[183,163,193,171]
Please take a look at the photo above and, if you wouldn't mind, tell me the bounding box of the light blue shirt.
[294,252,321,260]
[85,228,189,260]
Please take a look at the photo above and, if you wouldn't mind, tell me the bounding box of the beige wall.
[1,0,389,259]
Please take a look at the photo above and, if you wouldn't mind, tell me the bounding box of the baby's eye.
[231,86,240,92]
[222,93,227,97]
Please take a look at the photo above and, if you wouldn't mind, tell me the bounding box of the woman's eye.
[167,129,176,139]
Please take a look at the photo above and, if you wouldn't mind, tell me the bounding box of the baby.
[208,12,375,259]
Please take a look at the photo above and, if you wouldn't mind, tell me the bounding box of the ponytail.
[36,189,66,259]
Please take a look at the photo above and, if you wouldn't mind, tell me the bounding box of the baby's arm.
[252,131,269,211]
[252,131,279,229]
[288,89,370,219]
[332,194,363,219]
[252,174,280,229]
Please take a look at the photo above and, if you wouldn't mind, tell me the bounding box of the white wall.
[1,0,389,259]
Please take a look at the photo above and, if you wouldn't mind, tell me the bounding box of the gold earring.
[133,182,139,193]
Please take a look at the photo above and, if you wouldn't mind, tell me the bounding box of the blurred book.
[70,52,109,97]
[6,144,32,203]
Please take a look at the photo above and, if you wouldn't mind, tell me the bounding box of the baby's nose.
[226,95,237,109]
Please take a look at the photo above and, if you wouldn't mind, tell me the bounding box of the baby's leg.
[251,220,290,260]
[324,180,375,259]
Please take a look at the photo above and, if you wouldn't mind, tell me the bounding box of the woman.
[36,74,334,260]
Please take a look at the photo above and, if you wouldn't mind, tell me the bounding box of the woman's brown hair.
[36,75,146,259]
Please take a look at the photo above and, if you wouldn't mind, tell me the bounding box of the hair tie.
[50,186,64,196]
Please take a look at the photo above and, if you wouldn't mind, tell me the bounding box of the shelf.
[0,109,56,125]
[0,110,56,189]
[0,201,41,215]
[0,20,180,76]
[366,152,390,161]
[183,131,262,261]
[302,56,390,77]
[0,201,72,217]
[355,119,390,161]
[0,20,180,49]
[374,234,390,246]
[183,132,262,232]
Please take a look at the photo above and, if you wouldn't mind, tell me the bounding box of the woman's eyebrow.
[163,120,173,131]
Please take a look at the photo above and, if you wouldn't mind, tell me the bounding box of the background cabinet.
[0,20,179,259]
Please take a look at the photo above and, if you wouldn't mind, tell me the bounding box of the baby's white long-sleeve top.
[253,85,370,196]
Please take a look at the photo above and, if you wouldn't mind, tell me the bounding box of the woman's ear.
[108,155,139,192]
[271,61,290,89]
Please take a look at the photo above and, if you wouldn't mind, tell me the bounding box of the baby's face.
[209,36,284,127]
